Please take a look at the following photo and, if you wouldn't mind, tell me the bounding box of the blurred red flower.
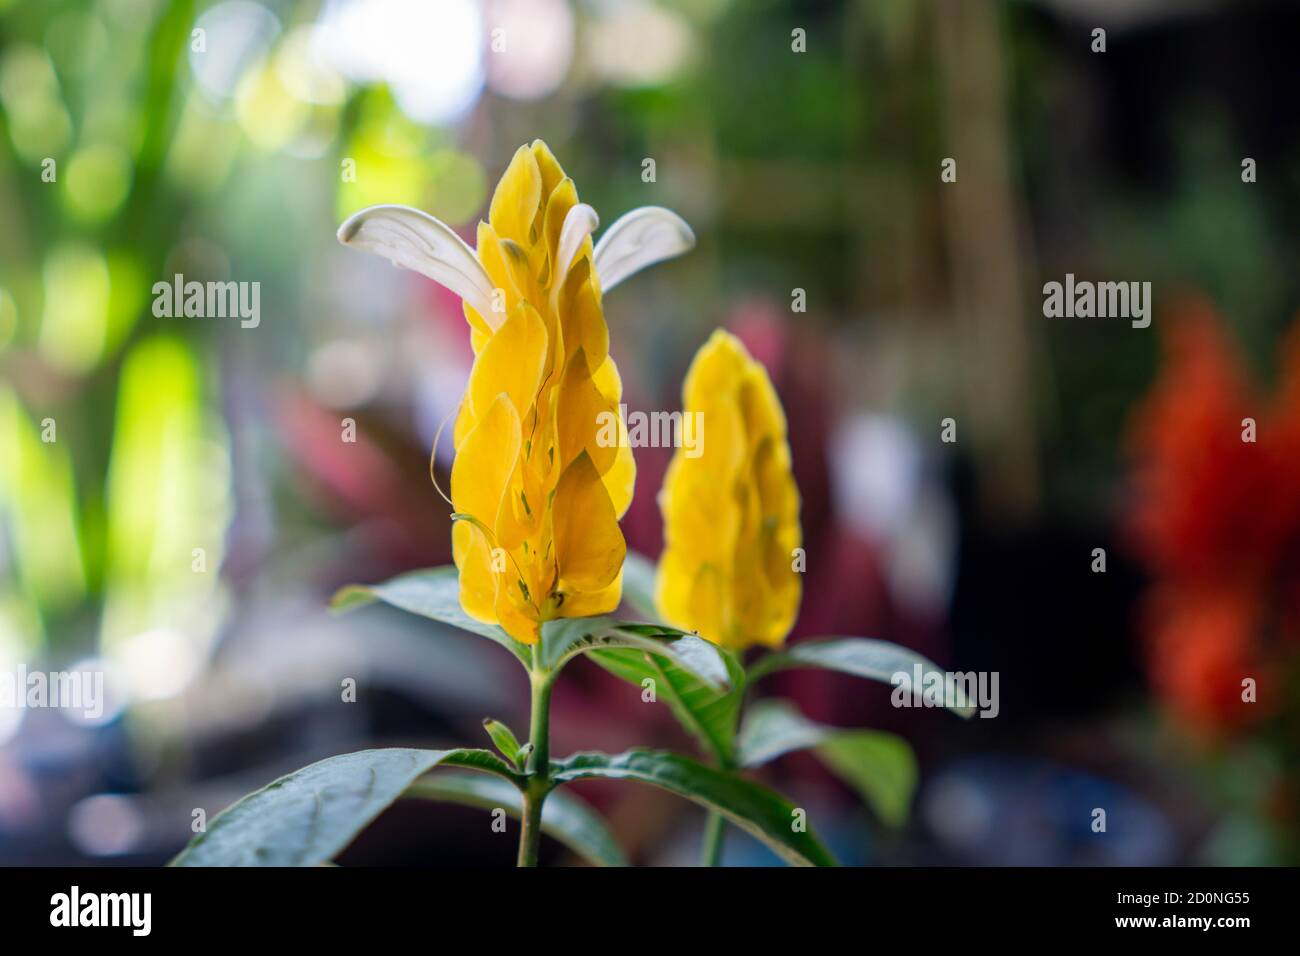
[1127,297,1300,734]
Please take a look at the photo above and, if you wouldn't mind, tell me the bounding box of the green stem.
[528,657,553,777]
[517,647,554,867]
[701,810,727,866]
[518,789,544,867]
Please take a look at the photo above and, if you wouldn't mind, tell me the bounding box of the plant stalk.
[700,810,727,866]
[517,647,554,867]
[517,788,545,867]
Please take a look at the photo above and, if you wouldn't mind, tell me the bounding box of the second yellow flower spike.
[655,330,803,650]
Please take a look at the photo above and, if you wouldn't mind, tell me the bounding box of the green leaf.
[551,749,838,867]
[564,556,745,762]
[329,565,732,698]
[482,718,523,768]
[330,566,531,666]
[620,550,659,618]
[589,644,745,763]
[405,772,628,867]
[515,742,534,769]
[817,732,917,829]
[170,748,518,866]
[748,637,976,718]
[737,700,918,827]
[737,698,833,766]
[539,616,730,690]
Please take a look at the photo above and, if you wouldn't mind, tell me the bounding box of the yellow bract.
[451,142,634,644]
[655,330,802,650]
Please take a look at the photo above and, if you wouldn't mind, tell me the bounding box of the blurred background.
[2,0,1299,866]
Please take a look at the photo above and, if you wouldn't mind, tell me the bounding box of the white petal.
[554,202,600,286]
[337,204,497,325]
[593,206,695,294]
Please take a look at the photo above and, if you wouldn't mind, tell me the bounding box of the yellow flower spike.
[488,145,542,248]
[451,394,522,623]
[655,329,803,650]
[553,450,626,594]
[557,348,618,475]
[467,302,548,421]
[338,141,696,644]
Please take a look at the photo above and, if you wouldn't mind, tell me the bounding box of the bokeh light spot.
[39,243,110,372]
[64,144,133,223]
[426,149,488,226]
